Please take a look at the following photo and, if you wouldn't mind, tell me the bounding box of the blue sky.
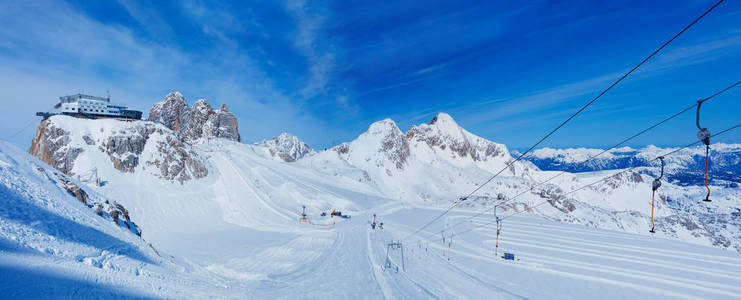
[1,0,739,151]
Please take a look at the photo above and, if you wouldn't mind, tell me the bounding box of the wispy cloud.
[116,0,175,41]
[0,0,343,148]
[284,0,335,100]
[638,34,741,74]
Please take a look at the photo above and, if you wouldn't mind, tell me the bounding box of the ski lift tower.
[299,205,309,223]
[76,167,101,187]
[384,241,405,272]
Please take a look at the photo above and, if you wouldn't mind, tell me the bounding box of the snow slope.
[0,141,246,298]
[6,111,741,298]
[25,114,741,252]
[4,135,741,299]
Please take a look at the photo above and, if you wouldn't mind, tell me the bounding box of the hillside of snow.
[3,133,741,298]
[25,113,741,253]
[4,109,741,298]
[0,141,246,298]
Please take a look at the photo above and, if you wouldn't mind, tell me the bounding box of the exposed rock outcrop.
[148,92,190,133]
[29,120,82,174]
[148,92,240,142]
[28,115,208,183]
[203,104,241,142]
[36,166,142,236]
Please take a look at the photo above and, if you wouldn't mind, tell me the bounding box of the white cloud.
[283,0,337,101]
[0,0,340,149]
[116,0,176,41]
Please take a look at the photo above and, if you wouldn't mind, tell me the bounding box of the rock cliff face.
[29,116,208,183]
[148,92,240,142]
[148,92,190,133]
[255,133,315,162]
[29,122,81,174]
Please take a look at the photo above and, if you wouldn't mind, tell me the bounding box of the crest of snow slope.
[254,132,316,162]
[0,141,237,298]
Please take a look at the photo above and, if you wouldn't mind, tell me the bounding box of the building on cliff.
[36,93,142,120]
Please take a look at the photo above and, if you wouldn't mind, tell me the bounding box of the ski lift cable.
[5,118,42,141]
[418,122,741,243]
[418,81,738,242]
[462,0,724,201]
[4,95,93,142]
[400,0,724,242]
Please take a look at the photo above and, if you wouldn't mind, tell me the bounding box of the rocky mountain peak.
[192,99,214,115]
[255,133,315,162]
[148,92,240,143]
[206,103,240,142]
[346,118,409,170]
[149,92,190,132]
[429,112,458,126]
[424,112,467,139]
[218,103,230,112]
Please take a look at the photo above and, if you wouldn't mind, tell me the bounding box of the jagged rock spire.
[148,93,240,142]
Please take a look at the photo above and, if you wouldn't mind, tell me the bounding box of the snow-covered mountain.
[303,113,740,251]
[254,132,315,162]
[305,113,535,203]
[6,107,741,298]
[6,136,741,298]
[522,144,741,186]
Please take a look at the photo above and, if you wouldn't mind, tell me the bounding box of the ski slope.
[380,208,741,299]
[102,141,741,299]
[3,134,741,298]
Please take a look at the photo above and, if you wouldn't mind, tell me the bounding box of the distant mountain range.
[517,144,741,187]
